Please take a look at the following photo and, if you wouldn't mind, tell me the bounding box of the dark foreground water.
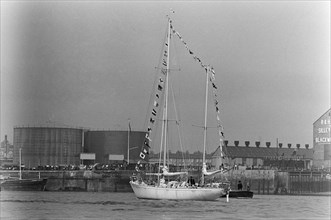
[0,191,330,220]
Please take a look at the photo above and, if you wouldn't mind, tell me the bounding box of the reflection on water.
[0,191,330,219]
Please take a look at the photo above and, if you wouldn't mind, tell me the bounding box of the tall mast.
[163,17,171,167]
[19,148,22,180]
[201,70,209,185]
[127,119,130,165]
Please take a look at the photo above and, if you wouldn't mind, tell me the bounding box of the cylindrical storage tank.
[84,130,146,164]
[13,127,84,168]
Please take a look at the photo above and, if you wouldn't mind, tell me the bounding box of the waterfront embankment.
[0,169,330,195]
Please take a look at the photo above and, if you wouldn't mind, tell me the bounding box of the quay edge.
[0,170,330,195]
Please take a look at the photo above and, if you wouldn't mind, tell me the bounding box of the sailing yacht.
[130,14,226,201]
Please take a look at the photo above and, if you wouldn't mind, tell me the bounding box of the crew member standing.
[237,180,243,190]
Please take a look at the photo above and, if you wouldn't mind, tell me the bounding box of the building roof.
[212,145,314,159]
[313,108,331,124]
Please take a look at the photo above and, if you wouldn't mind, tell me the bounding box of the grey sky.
[1,1,330,153]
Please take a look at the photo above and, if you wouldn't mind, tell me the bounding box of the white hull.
[130,181,224,201]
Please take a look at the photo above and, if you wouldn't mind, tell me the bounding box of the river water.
[0,191,330,220]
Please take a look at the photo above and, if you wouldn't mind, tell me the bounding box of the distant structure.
[11,126,146,168]
[84,130,146,164]
[212,141,313,171]
[0,135,14,165]
[149,151,212,168]
[13,126,84,168]
[8,108,330,171]
[313,108,331,169]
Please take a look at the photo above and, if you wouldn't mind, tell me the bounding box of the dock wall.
[1,170,330,194]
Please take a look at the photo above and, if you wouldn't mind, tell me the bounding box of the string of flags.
[136,19,226,171]
[170,21,226,157]
[137,32,169,164]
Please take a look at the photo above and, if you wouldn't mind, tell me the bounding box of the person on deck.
[246,182,250,191]
[187,176,195,186]
[237,180,243,190]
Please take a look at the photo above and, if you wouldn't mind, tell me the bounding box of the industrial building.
[13,126,84,167]
[9,126,146,168]
[148,141,313,171]
[211,141,314,171]
[313,108,331,169]
[0,135,14,166]
[3,108,330,170]
[83,130,146,165]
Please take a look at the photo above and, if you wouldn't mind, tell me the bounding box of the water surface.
[0,191,330,219]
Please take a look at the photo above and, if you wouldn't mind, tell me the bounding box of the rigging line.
[142,21,168,133]
[170,82,187,170]
[171,29,181,73]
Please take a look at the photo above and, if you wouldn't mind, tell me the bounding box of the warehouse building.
[83,130,146,165]
[212,141,313,171]
[313,108,331,169]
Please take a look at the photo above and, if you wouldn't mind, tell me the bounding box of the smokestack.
[305,144,309,149]
[266,142,271,148]
[288,143,292,148]
[5,135,8,157]
[279,143,283,148]
[245,141,250,147]
[234,141,239,147]
[296,144,300,149]
[255,141,260,147]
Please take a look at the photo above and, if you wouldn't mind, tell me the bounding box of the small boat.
[0,178,47,191]
[221,190,254,198]
[0,148,47,191]
[130,12,228,201]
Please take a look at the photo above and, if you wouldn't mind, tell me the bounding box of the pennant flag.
[145,133,152,142]
[140,152,146,159]
[144,140,150,148]
[152,109,157,116]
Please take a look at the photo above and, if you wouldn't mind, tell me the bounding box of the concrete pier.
[0,170,330,194]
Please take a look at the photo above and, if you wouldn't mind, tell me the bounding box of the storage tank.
[13,126,84,167]
[84,130,146,164]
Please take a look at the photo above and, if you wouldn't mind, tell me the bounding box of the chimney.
[234,141,239,147]
[305,144,309,149]
[224,140,228,146]
[288,143,291,148]
[245,141,250,147]
[255,141,260,147]
[296,144,300,149]
[266,142,271,148]
[278,143,283,148]
[4,135,8,155]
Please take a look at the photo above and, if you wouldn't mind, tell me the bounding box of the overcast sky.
[1,1,330,153]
